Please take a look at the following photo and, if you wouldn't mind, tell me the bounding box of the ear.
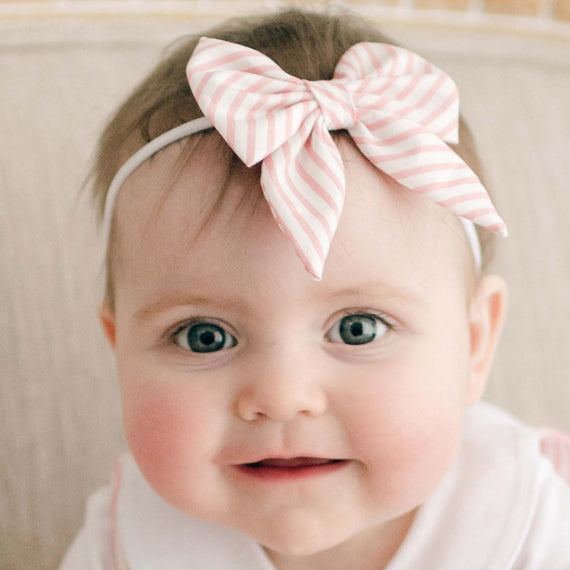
[466,274,508,405]
[98,302,117,350]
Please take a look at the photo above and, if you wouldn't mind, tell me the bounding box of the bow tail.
[260,116,345,280]
[350,120,508,235]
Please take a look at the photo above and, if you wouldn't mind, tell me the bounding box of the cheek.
[123,383,199,469]
[118,367,225,509]
[343,341,470,505]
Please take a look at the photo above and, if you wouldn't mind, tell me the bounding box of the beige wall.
[1,0,570,24]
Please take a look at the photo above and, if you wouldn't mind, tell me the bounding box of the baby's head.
[94,9,508,564]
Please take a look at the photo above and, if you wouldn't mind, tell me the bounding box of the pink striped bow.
[187,37,507,279]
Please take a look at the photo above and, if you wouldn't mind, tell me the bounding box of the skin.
[100,135,507,570]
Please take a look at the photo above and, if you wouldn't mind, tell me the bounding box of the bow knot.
[304,79,357,130]
[187,37,507,279]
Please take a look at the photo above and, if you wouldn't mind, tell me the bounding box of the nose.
[235,348,328,422]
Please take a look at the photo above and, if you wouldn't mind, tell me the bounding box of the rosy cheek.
[346,361,464,494]
[120,376,210,500]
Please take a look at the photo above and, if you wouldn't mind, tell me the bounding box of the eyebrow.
[132,296,244,323]
[324,281,425,305]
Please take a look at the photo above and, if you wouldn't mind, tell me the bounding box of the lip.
[233,457,349,481]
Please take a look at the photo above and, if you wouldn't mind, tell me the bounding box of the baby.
[61,9,570,569]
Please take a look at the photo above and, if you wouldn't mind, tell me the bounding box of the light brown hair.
[91,8,496,304]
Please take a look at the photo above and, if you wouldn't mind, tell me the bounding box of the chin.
[253,512,353,557]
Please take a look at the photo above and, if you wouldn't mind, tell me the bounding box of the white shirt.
[60,403,570,569]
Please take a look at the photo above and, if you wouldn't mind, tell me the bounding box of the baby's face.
[106,136,484,557]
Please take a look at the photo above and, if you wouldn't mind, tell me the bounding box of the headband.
[103,38,507,278]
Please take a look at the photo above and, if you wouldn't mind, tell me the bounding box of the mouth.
[235,457,348,481]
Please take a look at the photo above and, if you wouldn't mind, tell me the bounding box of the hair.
[91,8,496,305]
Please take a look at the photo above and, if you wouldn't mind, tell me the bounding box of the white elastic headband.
[102,115,483,270]
[102,116,213,245]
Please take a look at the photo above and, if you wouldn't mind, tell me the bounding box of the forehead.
[113,134,471,308]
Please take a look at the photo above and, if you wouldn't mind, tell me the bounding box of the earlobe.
[98,302,117,350]
[466,274,508,405]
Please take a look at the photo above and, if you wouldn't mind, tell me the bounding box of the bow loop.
[338,43,461,145]
[186,37,507,279]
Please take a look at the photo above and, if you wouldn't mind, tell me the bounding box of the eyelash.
[168,316,234,340]
[169,317,215,339]
[337,309,393,327]
[327,310,393,342]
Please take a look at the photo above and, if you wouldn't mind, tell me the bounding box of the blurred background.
[2,0,570,25]
[0,0,568,568]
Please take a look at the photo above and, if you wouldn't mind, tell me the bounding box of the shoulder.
[515,429,570,568]
[61,454,274,570]
[389,403,570,570]
[464,404,570,568]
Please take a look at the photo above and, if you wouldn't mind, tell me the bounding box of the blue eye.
[327,314,388,345]
[173,322,237,353]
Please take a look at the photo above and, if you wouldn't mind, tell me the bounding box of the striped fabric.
[110,456,130,570]
[186,37,507,280]
[540,429,570,486]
